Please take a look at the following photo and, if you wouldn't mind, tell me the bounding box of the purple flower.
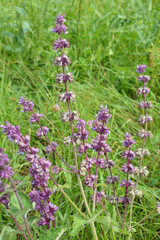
[0,149,14,179]
[52,24,68,35]
[121,163,135,174]
[54,55,71,67]
[90,191,107,204]
[123,133,135,148]
[45,141,59,154]
[58,91,76,103]
[0,181,10,208]
[108,195,118,204]
[137,87,150,95]
[96,105,111,123]
[92,134,112,155]
[61,111,79,122]
[118,196,131,204]
[136,65,148,73]
[18,97,34,112]
[29,113,43,124]
[105,175,119,184]
[138,101,153,109]
[120,180,134,189]
[90,119,110,135]
[77,142,92,154]
[56,13,66,24]
[138,75,150,83]
[137,129,153,139]
[138,115,153,125]
[36,126,49,138]
[100,159,115,169]
[84,175,98,188]
[0,121,21,143]
[122,150,136,159]
[55,72,74,84]
[53,39,69,50]
[76,119,86,130]
[156,202,160,214]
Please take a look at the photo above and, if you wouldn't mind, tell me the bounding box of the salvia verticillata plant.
[0,14,159,240]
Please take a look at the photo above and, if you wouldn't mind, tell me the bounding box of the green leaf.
[119,229,131,236]
[39,226,68,240]
[9,192,32,219]
[0,226,22,240]
[70,217,86,237]
[27,216,39,227]
[15,7,27,17]
[22,21,31,33]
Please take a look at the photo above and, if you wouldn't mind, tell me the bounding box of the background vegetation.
[0,0,160,239]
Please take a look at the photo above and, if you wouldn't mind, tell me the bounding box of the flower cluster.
[29,188,58,228]
[136,65,152,178]
[77,106,113,205]
[119,133,135,204]
[0,120,58,228]
[0,180,10,208]
[0,148,14,179]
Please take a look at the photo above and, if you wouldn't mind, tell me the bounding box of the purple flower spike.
[96,105,111,123]
[0,121,21,143]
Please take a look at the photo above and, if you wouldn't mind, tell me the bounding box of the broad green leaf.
[9,192,32,219]
[0,226,22,240]
[15,7,27,17]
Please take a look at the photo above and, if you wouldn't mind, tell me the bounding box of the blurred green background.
[0,0,160,239]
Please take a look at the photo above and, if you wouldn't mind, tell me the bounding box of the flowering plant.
[0,14,159,240]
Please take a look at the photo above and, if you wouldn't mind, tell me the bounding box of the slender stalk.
[8,177,34,240]
[99,198,108,216]
[59,33,98,240]
[76,0,82,60]
[92,150,100,212]
[9,213,29,240]
[121,148,130,229]
[105,154,122,222]
[129,80,148,229]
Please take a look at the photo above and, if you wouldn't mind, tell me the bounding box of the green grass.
[0,0,160,239]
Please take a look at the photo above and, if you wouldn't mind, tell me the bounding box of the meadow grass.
[0,0,160,239]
